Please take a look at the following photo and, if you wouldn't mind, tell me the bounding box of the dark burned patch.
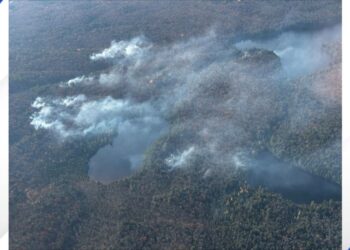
[237,48,281,73]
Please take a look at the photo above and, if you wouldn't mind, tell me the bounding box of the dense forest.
[10,1,341,249]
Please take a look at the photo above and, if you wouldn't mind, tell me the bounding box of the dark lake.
[246,151,341,204]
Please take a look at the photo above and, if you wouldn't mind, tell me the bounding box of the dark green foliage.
[10,1,342,249]
[269,69,342,184]
[10,0,341,93]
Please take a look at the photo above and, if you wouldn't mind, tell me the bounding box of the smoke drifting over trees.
[10,1,342,249]
[30,25,341,192]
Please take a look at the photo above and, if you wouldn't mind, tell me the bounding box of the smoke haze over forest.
[10,1,342,249]
[30,25,341,187]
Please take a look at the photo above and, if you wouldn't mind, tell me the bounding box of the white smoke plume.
[235,24,341,78]
[165,146,196,170]
[30,25,341,185]
[90,36,152,61]
[28,31,288,158]
[61,75,96,87]
[30,95,163,138]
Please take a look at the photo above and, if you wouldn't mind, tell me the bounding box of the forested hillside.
[10,1,342,249]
